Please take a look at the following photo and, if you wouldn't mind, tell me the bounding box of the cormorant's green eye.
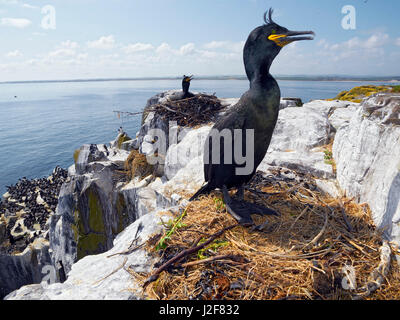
[271,29,277,34]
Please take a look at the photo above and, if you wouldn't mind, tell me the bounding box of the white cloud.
[3,30,398,81]
[156,42,172,54]
[21,3,38,9]
[364,33,389,49]
[317,39,328,48]
[271,31,400,76]
[203,41,227,49]
[0,0,19,4]
[48,48,76,59]
[153,42,198,57]
[329,32,389,52]
[44,41,80,61]
[1,17,31,28]
[87,35,115,50]
[0,1,38,8]
[5,50,22,58]
[395,38,400,47]
[60,40,79,50]
[123,43,154,54]
[203,41,244,53]
[179,43,196,55]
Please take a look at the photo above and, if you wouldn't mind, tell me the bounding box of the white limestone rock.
[219,98,240,107]
[75,144,111,174]
[303,100,357,117]
[257,101,337,179]
[261,149,334,179]
[315,179,342,198]
[0,238,51,299]
[50,138,145,276]
[161,155,206,197]
[333,93,400,243]
[268,105,333,153]
[164,125,212,180]
[329,105,359,130]
[5,211,174,300]
[280,98,303,109]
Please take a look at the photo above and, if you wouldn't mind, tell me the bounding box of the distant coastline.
[1,75,399,85]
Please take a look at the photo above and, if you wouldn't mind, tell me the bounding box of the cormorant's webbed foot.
[235,185,245,201]
[222,185,279,226]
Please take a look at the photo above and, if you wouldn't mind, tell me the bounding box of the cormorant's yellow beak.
[269,30,315,47]
[268,34,289,47]
[184,75,193,82]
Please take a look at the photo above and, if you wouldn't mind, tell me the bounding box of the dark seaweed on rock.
[149,94,224,127]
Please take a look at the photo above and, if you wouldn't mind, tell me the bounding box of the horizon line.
[1,74,399,85]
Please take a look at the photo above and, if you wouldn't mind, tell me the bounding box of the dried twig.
[93,257,128,285]
[150,94,224,127]
[302,207,329,249]
[143,224,238,289]
[338,198,354,232]
[228,237,332,259]
[289,207,309,231]
[181,255,243,268]
[353,241,392,300]
[107,223,144,258]
[106,242,145,258]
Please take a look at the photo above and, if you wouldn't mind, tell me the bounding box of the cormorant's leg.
[235,185,245,201]
[222,185,279,227]
[222,185,253,226]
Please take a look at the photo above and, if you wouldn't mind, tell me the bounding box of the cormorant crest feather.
[264,8,274,25]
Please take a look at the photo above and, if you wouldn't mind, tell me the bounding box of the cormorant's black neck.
[248,66,278,97]
[245,54,276,92]
[249,71,275,91]
[182,81,190,94]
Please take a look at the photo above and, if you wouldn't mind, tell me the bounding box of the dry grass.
[132,171,400,300]
[124,150,154,181]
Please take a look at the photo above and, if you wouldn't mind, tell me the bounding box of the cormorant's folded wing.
[204,105,247,183]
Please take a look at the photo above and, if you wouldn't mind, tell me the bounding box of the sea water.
[0,79,387,195]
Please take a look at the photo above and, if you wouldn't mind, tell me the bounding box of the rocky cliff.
[3,90,400,300]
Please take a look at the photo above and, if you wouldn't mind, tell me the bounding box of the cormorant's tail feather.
[189,183,212,201]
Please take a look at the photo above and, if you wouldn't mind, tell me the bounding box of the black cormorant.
[190,9,314,226]
[182,75,194,99]
[168,75,194,101]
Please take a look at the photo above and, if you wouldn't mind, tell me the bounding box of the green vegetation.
[88,189,105,233]
[77,233,107,260]
[73,149,81,164]
[331,85,399,103]
[214,198,226,212]
[392,85,400,93]
[156,210,188,251]
[113,193,127,235]
[117,133,131,149]
[324,150,334,165]
[197,239,230,260]
[72,189,108,261]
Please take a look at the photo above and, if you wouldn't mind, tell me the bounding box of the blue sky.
[0,0,399,81]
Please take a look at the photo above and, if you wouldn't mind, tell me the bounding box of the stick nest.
[130,169,400,300]
[124,150,155,181]
[148,94,224,127]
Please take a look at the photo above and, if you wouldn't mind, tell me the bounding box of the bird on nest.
[190,8,315,227]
